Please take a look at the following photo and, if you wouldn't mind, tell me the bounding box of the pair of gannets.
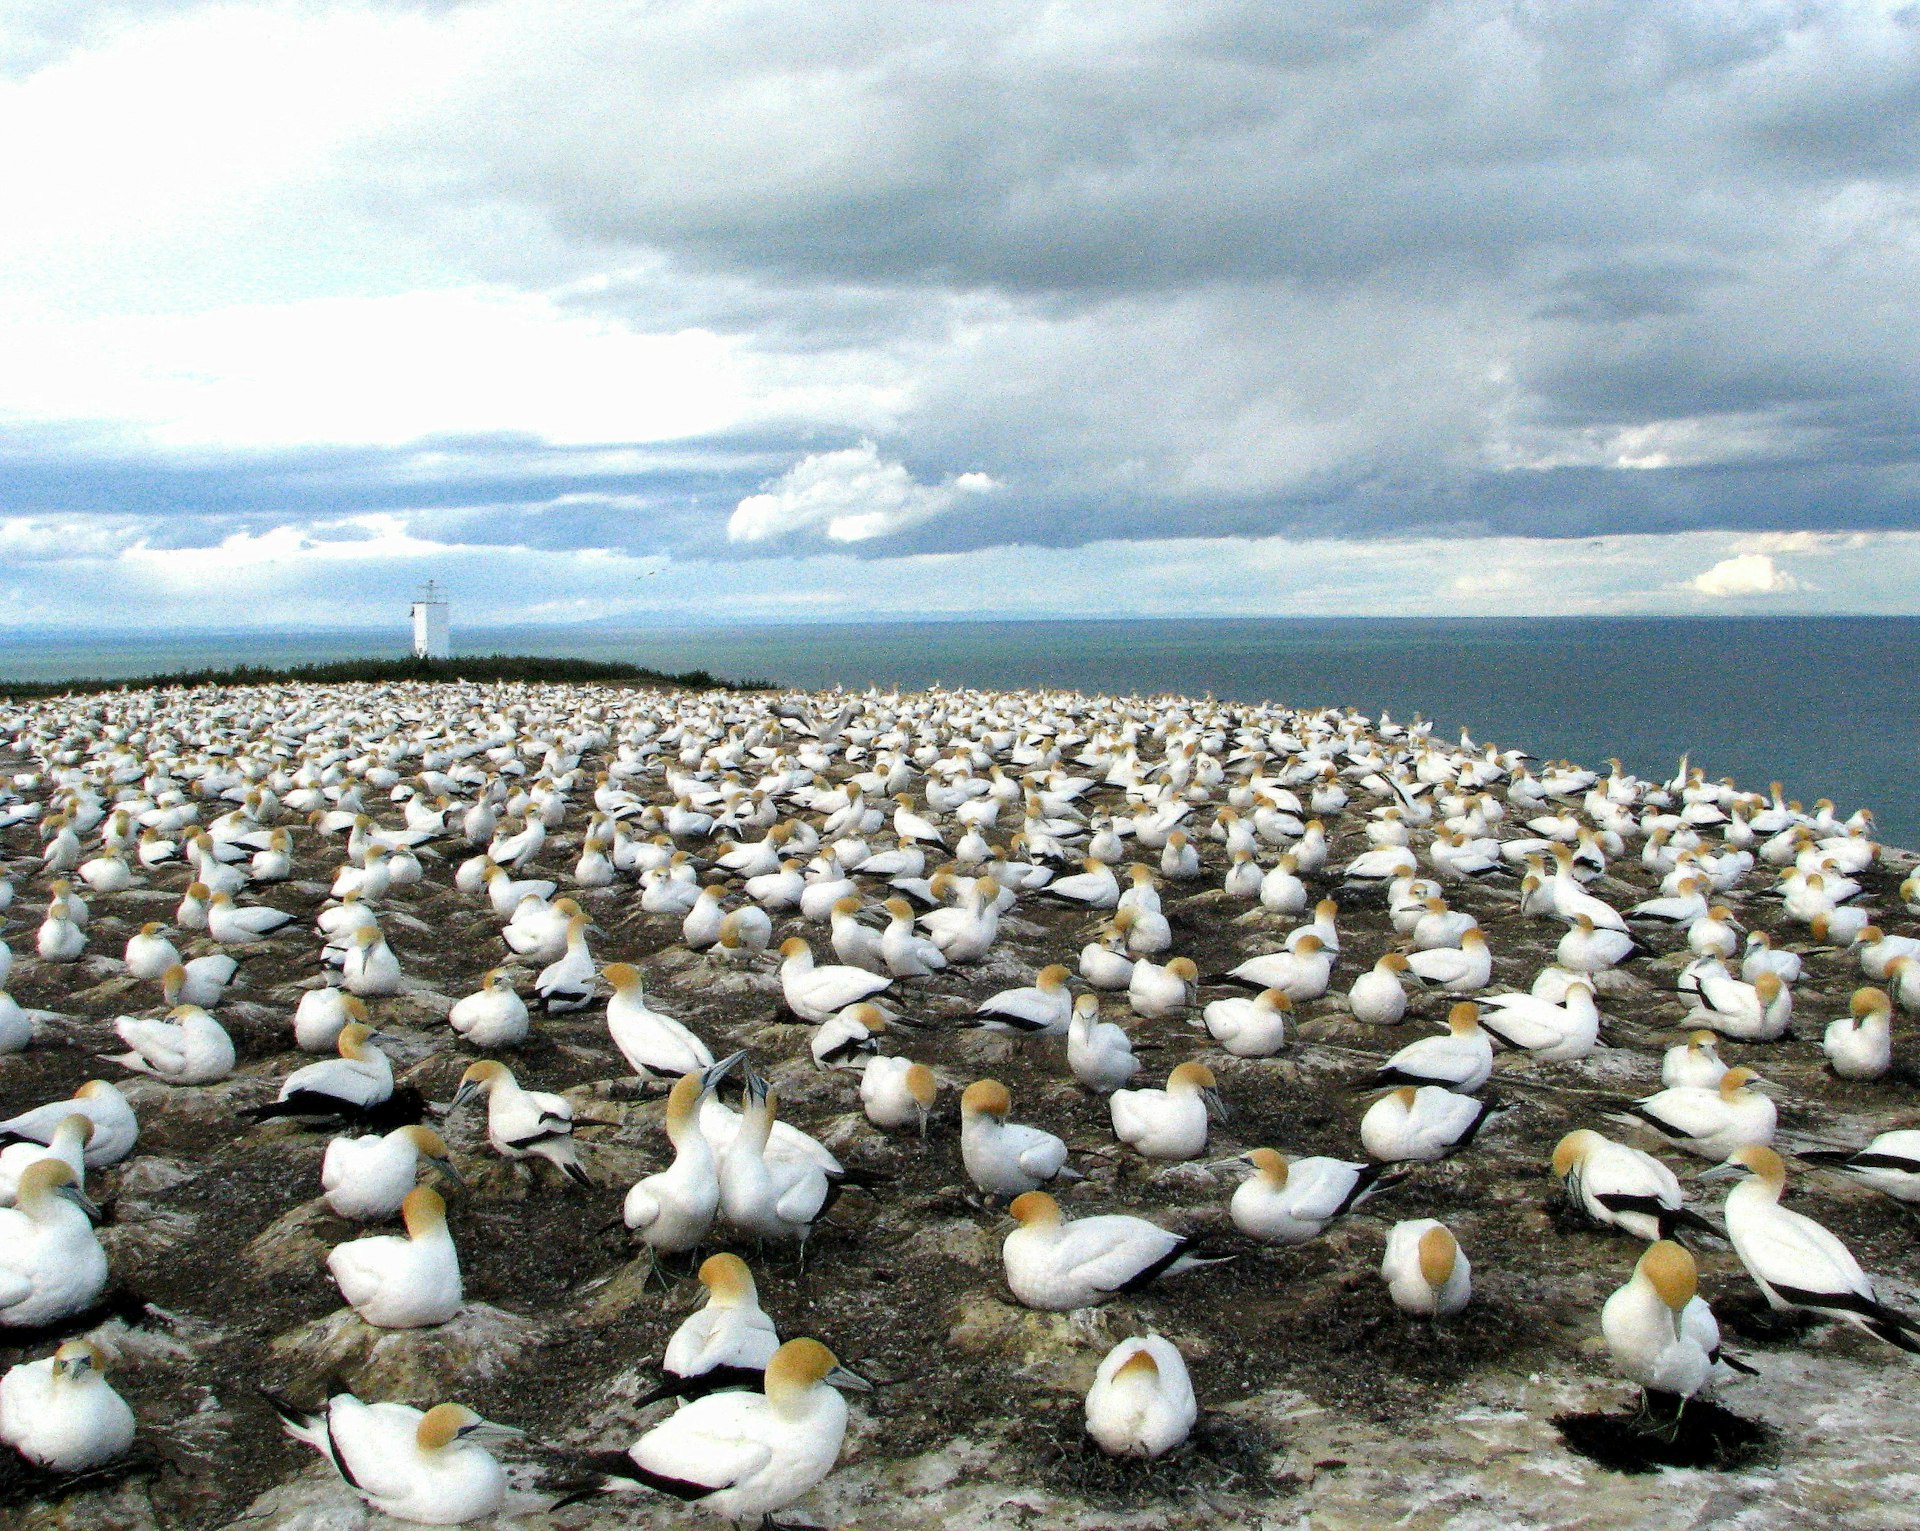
[273,1389,520,1524]
[0,1340,135,1473]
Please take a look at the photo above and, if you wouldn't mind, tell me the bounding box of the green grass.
[0,653,776,699]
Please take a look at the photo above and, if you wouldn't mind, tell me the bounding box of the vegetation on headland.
[0,652,774,699]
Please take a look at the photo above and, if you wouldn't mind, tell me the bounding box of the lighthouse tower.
[410,580,450,659]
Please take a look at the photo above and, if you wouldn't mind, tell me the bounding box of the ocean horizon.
[4,615,1916,845]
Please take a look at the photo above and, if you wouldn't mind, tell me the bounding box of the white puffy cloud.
[1689,552,1802,598]
[727,444,997,544]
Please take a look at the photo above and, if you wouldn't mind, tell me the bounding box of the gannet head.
[698,1252,758,1307]
[904,1062,938,1111]
[779,937,812,961]
[1417,1224,1458,1287]
[1008,1189,1062,1227]
[1639,1240,1698,1311]
[1446,1002,1481,1035]
[1551,1129,1603,1178]
[962,1078,1012,1121]
[600,962,642,995]
[1379,952,1410,973]
[452,1058,510,1106]
[401,1184,448,1237]
[1852,986,1892,1020]
[16,1158,97,1218]
[765,1337,871,1406]
[50,1339,109,1381]
[416,1401,521,1450]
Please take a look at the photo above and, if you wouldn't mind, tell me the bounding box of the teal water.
[3,618,1916,844]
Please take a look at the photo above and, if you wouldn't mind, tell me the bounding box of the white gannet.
[123,922,181,981]
[1800,1130,1920,1203]
[716,1075,834,1258]
[0,1340,135,1473]
[1552,1129,1716,1242]
[1084,1334,1196,1460]
[809,1002,896,1071]
[248,1022,395,1124]
[1381,1218,1470,1318]
[327,1185,463,1328]
[341,925,405,998]
[1705,1146,1920,1351]
[1226,933,1333,1001]
[35,898,86,963]
[1079,916,1136,990]
[1002,1190,1226,1310]
[1661,1031,1728,1091]
[861,1056,939,1134]
[451,1060,592,1188]
[1405,929,1493,992]
[323,1125,461,1221]
[447,969,530,1048]
[1476,983,1600,1061]
[0,1080,138,1166]
[1127,955,1199,1020]
[879,897,947,977]
[961,1079,1079,1196]
[1348,952,1411,1026]
[1684,966,1792,1042]
[533,913,599,1012]
[777,938,891,1024]
[205,890,296,943]
[0,1161,107,1329]
[269,1391,519,1524]
[604,963,714,1079]
[0,1113,90,1206]
[1198,987,1292,1057]
[1601,1241,1714,1406]
[827,896,886,973]
[0,991,27,1055]
[642,1252,782,1405]
[578,1338,868,1522]
[1360,1085,1496,1163]
[1823,986,1893,1080]
[1558,914,1634,973]
[1221,1149,1399,1244]
[625,1071,723,1257]
[1067,992,1140,1091]
[969,964,1075,1037]
[1371,1003,1493,1093]
[294,987,368,1054]
[1109,1061,1224,1161]
[1612,1067,1775,1161]
[161,953,240,1009]
[103,1004,236,1085]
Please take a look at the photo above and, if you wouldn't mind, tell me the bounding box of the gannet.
[1360,1085,1496,1162]
[1800,1130,1920,1203]
[35,898,86,962]
[920,874,1004,962]
[0,1113,89,1206]
[777,938,891,1024]
[1705,1146,1920,1351]
[641,1253,783,1407]
[1068,992,1141,1091]
[1601,1241,1715,1406]
[327,1185,463,1328]
[451,1061,592,1188]
[860,1056,938,1133]
[1684,966,1792,1042]
[1193,986,1288,1058]
[625,1071,722,1256]
[1109,1061,1223,1160]
[103,1004,236,1085]
[827,896,886,973]
[447,969,530,1048]
[968,964,1074,1037]
[1404,930,1493,992]
[0,1080,138,1166]
[269,1390,518,1524]
[123,922,182,981]
[1348,953,1411,1025]
[1613,1067,1775,1160]
[0,1161,107,1329]
[879,897,947,977]
[1558,915,1634,973]
[1085,1334,1196,1460]
[1823,986,1893,1080]
[532,914,598,1012]
[1225,933,1332,1001]
[1221,1149,1400,1244]
[1372,1004,1493,1092]
[1002,1191,1226,1310]
[205,890,295,943]
[341,925,404,998]
[1079,917,1136,990]
[247,1022,396,1125]
[962,1079,1079,1196]
[1476,983,1600,1061]
[810,1002,896,1070]
[717,1073,837,1258]
[323,1125,461,1221]
[1381,1218,1470,1317]
[1662,1030,1728,1090]
[0,1340,135,1473]
[1552,1130,1716,1241]
[574,1338,868,1522]
[294,987,368,1054]
[1126,956,1197,1020]
[161,953,240,1009]
[604,963,714,1078]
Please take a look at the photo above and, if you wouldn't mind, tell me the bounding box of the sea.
[3,617,1916,845]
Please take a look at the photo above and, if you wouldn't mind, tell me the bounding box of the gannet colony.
[2,678,1919,1530]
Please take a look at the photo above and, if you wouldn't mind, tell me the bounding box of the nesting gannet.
[1221,1149,1400,1244]
[0,1162,107,1329]
[1477,983,1600,1061]
[968,964,1074,1037]
[576,1338,868,1521]
[1662,1031,1728,1091]
[440,968,528,1048]
[323,1125,461,1221]
[103,1004,236,1085]
[1684,966,1792,1042]
[625,1072,723,1256]
[1109,1061,1224,1160]
[0,1113,90,1206]
[205,890,295,943]
[641,1253,781,1405]
[1601,1241,1714,1405]
[123,922,182,981]
[860,1056,938,1134]
[452,1060,592,1188]
[1067,992,1140,1091]
[341,925,404,998]
[35,898,86,963]
[269,1390,519,1524]
[1552,1130,1716,1241]
[293,987,367,1054]
[879,897,947,977]
[1613,1067,1775,1161]
[1085,1334,1196,1459]
[0,1340,135,1473]
[248,1022,397,1124]
[161,953,240,1009]
[1404,929,1493,992]
[1800,1130,1920,1203]
[777,938,892,1024]
[961,1079,1079,1196]
[1824,986,1894,1080]
[1002,1191,1226,1310]
[1372,1004,1493,1093]
[1360,1085,1496,1163]
[1381,1219,1471,1317]
[1348,953,1411,1026]
[1226,934,1333,1001]
[1741,930,1803,986]
[600,962,715,1080]
[327,1186,463,1328]
[0,1080,137,1166]
[1558,914,1634,973]
[1705,1146,1920,1351]
[533,914,599,1012]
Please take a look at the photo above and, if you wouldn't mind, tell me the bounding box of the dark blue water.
[4,618,1916,843]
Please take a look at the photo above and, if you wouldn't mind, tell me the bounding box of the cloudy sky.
[3,0,1918,628]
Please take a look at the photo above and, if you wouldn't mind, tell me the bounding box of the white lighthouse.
[410,580,450,659]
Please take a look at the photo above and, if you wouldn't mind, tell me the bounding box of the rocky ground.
[3,692,1919,1531]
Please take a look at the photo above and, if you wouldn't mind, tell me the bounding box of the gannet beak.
[1204,1089,1231,1124]
[461,1420,526,1442]
[1697,1161,1748,1182]
[702,1050,749,1089]
[429,1155,467,1188]
[449,1081,481,1111]
[59,1183,104,1221]
[827,1362,875,1393]
[1206,1154,1253,1173]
